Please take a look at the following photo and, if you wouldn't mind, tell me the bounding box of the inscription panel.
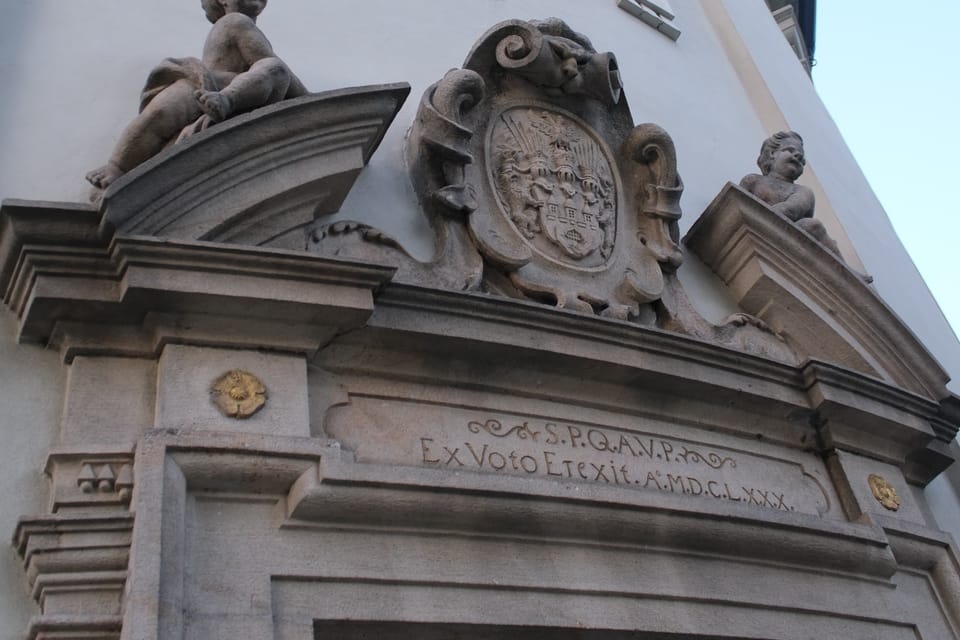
[325,399,832,517]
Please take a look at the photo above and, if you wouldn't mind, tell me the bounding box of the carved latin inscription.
[490,107,616,267]
[418,417,798,513]
[325,401,832,517]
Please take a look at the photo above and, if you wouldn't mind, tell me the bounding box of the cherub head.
[202,0,267,24]
[757,130,805,182]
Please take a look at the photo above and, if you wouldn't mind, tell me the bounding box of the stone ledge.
[25,613,122,640]
[124,431,898,579]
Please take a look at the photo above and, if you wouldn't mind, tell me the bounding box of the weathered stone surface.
[157,345,309,436]
[828,450,927,525]
[110,430,959,639]
[0,199,396,350]
[60,356,156,446]
[326,399,833,517]
[4,11,960,640]
[740,130,844,258]
[14,513,133,640]
[5,194,960,638]
[86,0,308,193]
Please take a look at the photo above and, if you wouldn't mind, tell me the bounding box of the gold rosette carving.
[868,474,900,511]
[211,370,266,419]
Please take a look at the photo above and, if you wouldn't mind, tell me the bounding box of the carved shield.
[490,107,614,266]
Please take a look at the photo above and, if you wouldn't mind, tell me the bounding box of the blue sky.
[814,2,960,339]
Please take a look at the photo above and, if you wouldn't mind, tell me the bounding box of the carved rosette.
[868,473,901,511]
[211,370,267,419]
[404,18,684,321]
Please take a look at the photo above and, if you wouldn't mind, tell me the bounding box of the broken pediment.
[684,182,949,400]
[97,84,409,250]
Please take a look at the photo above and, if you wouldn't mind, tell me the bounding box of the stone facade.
[2,2,960,639]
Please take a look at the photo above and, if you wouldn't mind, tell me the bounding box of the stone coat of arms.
[310,18,692,324]
[409,18,686,320]
[491,107,615,264]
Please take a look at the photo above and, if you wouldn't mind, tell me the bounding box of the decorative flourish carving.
[211,370,267,419]
[722,313,774,334]
[86,0,307,194]
[868,473,900,511]
[674,447,737,470]
[478,18,622,104]
[308,69,488,292]
[467,419,541,442]
[310,221,403,250]
[622,123,684,272]
[420,69,488,215]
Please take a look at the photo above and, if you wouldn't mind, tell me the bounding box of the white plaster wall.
[0,314,63,639]
[2,0,960,553]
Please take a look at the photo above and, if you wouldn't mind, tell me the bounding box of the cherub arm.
[226,15,307,96]
[770,184,814,222]
[739,173,760,192]
[215,12,276,64]
[197,14,305,122]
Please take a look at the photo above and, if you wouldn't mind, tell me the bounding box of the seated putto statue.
[87,0,306,190]
[740,131,841,257]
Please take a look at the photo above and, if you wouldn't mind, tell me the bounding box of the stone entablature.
[3,191,960,636]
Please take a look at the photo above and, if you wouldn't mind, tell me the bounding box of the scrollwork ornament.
[211,370,267,419]
[467,419,541,442]
[673,447,737,470]
[867,474,900,511]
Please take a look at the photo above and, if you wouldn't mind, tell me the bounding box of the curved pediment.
[97,84,409,250]
[685,182,950,401]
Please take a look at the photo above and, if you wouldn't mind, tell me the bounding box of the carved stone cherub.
[86,0,307,190]
[740,131,841,256]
